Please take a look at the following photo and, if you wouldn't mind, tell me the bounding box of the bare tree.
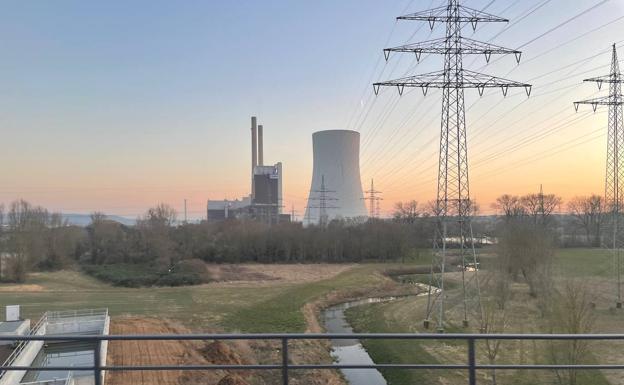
[547,280,596,385]
[520,193,562,226]
[137,203,178,265]
[393,200,419,224]
[481,297,508,385]
[496,220,555,299]
[491,194,525,219]
[567,195,604,247]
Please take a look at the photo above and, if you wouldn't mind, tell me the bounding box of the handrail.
[46,309,108,320]
[0,308,109,382]
[0,313,47,380]
[1,333,623,385]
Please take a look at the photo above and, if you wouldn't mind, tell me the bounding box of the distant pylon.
[362,179,383,218]
[574,43,624,308]
[291,204,298,222]
[373,0,532,331]
[307,175,339,227]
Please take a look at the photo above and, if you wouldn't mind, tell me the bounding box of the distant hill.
[62,214,136,227]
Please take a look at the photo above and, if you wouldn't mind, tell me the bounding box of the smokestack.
[251,116,257,196]
[258,124,264,166]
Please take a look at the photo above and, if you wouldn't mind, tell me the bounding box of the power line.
[373,0,531,332]
[364,1,608,181]
[306,175,339,227]
[574,43,624,308]
[362,179,383,218]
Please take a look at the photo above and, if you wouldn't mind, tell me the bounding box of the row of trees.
[84,209,433,266]
[0,200,82,282]
[483,195,597,385]
[0,193,612,284]
[492,193,613,247]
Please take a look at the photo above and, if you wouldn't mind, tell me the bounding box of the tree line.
[0,193,611,284]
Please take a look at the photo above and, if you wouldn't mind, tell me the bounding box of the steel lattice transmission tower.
[363,179,383,218]
[574,44,624,308]
[373,0,531,331]
[307,175,339,227]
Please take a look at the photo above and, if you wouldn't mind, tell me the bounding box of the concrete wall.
[0,321,30,346]
[305,130,367,223]
[100,316,110,385]
[46,315,106,335]
[0,324,46,385]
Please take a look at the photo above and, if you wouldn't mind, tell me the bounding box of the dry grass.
[204,264,355,287]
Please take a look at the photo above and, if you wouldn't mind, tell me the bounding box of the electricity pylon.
[374,0,531,332]
[574,44,624,308]
[363,179,383,218]
[308,175,339,227]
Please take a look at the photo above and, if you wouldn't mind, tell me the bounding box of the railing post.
[468,338,476,385]
[94,339,102,385]
[281,338,289,385]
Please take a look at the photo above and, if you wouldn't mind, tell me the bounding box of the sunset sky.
[0,0,622,218]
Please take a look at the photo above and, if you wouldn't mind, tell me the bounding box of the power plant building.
[207,117,285,224]
[304,130,367,224]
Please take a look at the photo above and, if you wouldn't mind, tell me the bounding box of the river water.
[323,297,403,385]
[322,284,434,385]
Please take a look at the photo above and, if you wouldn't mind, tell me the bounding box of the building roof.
[0,321,27,333]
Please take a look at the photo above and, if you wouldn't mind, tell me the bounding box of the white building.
[304,130,368,225]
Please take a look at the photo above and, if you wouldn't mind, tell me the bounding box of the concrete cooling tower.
[304,130,367,225]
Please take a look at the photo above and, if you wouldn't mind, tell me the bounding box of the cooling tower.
[304,130,367,224]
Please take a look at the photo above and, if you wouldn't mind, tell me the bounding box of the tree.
[520,193,562,226]
[136,203,178,265]
[491,194,524,219]
[567,195,604,247]
[393,201,419,224]
[481,298,508,385]
[547,281,596,385]
[496,220,555,299]
[6,200,47,281]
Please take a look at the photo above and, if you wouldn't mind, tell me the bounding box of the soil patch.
[205,264,355,286]
[106,317,253,385]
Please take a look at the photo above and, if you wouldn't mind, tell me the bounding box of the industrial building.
[206,197,251,222]
[207,117,287,224]
[304,130,368,225]
[0,306,109,385]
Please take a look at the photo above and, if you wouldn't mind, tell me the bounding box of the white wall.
[305,130,368,223]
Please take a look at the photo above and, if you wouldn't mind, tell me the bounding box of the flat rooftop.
[0,322,26,334]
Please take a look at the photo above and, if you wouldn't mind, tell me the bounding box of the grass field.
[346,248,619,385]
[0,264,393,332]
[2,248,623,385]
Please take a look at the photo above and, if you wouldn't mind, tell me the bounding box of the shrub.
[82,262,208,287]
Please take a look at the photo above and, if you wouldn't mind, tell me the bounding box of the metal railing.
[0,309,109,383]
[2,333,624,385]
[46,309,108,321]
[0,314,48,382]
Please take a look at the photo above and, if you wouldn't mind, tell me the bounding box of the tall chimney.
[251,116,257,196]
[258,124,264,166]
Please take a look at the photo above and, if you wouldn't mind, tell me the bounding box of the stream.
[321,283,434,385]
[322,297,396,385]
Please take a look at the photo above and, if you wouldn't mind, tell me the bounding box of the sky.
[0,0,622,218]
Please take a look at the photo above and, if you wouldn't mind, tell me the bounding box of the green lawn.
[346,298,464,385]
[2,249,619,385]
[0,264,390,333]
[553,248,613,277]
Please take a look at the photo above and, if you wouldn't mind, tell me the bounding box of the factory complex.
[207,118,370,226]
